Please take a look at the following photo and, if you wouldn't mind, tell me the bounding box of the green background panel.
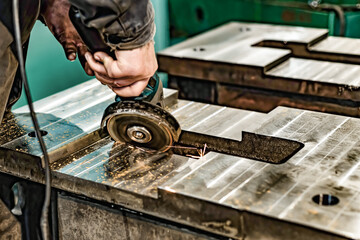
[13,21,92,109]
[168,0,360,43]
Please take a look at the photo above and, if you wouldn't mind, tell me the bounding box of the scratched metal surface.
[53,100,259,198]
[54,101,360,238]
[266,57,360,86]
[0,80,116,154]
[159,22,360,89]
[1,78,360,238]
[162,106,360,239]
[158,22,329,68]
[159,23,289,68]
[0,79,178,154]
[310,36,360,55]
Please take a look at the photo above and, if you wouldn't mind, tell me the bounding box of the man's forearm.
[68,0,155,50]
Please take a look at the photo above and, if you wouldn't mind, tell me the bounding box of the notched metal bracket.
[177,131,304,164]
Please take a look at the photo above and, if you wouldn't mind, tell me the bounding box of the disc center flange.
[127,126,152,143]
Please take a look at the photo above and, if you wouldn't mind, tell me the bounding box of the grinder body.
[69,6,114,57]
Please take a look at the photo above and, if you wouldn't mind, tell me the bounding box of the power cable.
[12,0,51,239]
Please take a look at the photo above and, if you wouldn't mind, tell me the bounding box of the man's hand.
[41,0,93,75]
[85,41,158,97]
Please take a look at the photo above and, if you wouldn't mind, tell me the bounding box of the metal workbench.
[158,22,360,117]
[1,79,360,239]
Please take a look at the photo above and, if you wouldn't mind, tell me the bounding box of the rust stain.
[282,10,312,23]
[282,10,296,22]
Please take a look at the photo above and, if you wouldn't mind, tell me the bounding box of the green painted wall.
[13,21,92,109]
[152,0,170,52]
[13,0,170,109]
[168,0,360,43]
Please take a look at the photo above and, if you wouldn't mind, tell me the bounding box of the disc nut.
[127,126,152,144]
[134,131,145,139]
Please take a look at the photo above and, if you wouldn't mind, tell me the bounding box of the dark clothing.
[0,0,40,115]
[69,0,155,50]
[0,0,155,122]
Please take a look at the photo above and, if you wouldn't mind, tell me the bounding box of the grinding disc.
[102,101,181,152]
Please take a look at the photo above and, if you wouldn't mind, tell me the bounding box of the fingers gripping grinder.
[69,6,181,152]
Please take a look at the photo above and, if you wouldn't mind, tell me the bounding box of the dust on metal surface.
[0,78,360,238]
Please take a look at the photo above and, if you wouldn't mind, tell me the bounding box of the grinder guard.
[101,100,181,152]
[101,75,181,152]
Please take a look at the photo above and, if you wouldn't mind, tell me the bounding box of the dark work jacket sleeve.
[68,0,155,50]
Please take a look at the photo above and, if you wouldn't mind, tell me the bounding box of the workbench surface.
[1,79,359,239]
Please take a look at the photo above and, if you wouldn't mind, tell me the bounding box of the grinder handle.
[69,6,116,59]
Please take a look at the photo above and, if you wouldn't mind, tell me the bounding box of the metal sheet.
[2,79,178,156]
[159,23,360,89]
[158,22,360,117]
[160,22,300,68]
[161,107,360,238]
[159,22,332,67]
[1,79,360,238]
[267,57,360,86]
[310,36,360,56]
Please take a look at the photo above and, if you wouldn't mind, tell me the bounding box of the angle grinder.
[69,6,181,152]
